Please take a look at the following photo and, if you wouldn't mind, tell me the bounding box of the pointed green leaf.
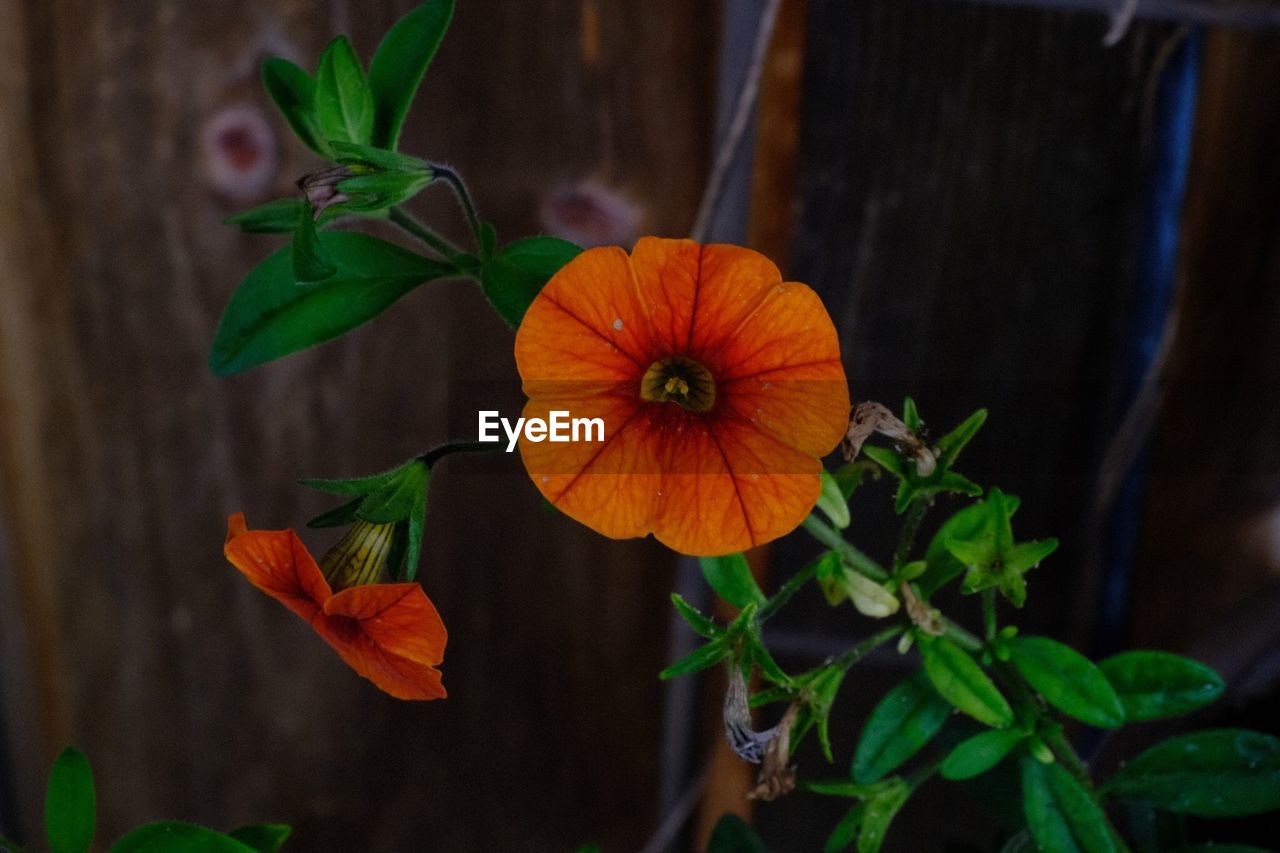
[919,634,1014,728]
[1021,756,1116,853]
[367,0,455,149]
[480,237,583,327]
[225,199,306,234]
[301,465,404,496]
[110,822,258,853]
[817,471,851,529]
[749,637,791,687]
[826,805,861,853]
[700,553,765,609]
[659,640,727,680]
[918,495,1021,598]
[902,397,920,431]
[803,779,881,798]
[824,778,911,853]
[46,747,94,853]
[1105,729,1280,817]
[403,478,427,581]
[852,671,951,783]
[861,445,904,477]
[1098,651,1224,722]
[291,206,336,282]
[228,825,291,853]
[707,814,766,853]
[210,232,452,375]
[941,728,1027,780]
[671,593,719,639]
[261,57,325,155]
[1008,637,1124,729]
[306,496,362,529]
[315,36,374,144]
[937,408,988,467]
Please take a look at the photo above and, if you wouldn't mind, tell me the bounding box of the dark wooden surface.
[0,1,715,849]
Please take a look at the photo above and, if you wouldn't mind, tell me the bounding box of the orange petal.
[223,515,332,622]
[325,582,447,667]
[316,617,447,701]
[684,243,789,364]
[515,245,654,384]
[519,392,663,541]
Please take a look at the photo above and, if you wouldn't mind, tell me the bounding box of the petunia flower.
[515,237,849,556]
[223,513,447,700]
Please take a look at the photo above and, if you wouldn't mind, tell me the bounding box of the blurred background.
[2,0,1279,849]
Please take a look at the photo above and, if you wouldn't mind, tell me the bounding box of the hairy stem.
[831,625,904,673]
[759,559,819,623]
[432,165,483,247]
[388,206,465,262]
[417,440,501,467]
[893,497,929,569]
[982,589,997,642]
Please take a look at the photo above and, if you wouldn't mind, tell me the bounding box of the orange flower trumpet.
[515,237,849,555]
[223,513,447,700]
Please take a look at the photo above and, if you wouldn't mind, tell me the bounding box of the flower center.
[320,519,397,590]
[640,355,715,412]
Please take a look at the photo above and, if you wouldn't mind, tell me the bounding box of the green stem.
[940,615,984,653]
[417,440,502,467]
[893,497,929,570]
[432,164,483,247]
[759,559,819,623]
[982,589,997,642]
[801,514,889,581]
[388,206,465,262]
[1045,730,1091,787]
[831,625,904,673]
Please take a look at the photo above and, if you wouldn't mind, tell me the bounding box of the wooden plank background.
[0,0,716,849]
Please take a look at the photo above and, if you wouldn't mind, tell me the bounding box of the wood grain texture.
[1132,27,1280,649]
[0,0,715,849]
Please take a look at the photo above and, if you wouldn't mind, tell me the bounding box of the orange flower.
[515,237,849,556]
[223,513,447,700]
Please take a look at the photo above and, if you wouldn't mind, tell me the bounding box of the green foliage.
[670,592,719,638]
[480,237,583,328]
[111,822,259,853]
[700,553,766,609]
[261,57,325,156]
[918,493,1021,598]
[1098,651,1224,721]
[943,488,1057,607]
[291,205,336,282]
[1021,756,1117,853]
[209,232,452,375]
[1008,636,1124,729]
[1105,729,1280,817]
[940,728,1027,780]
[224,200,308,234]
[315,36,374,145]
[852,671,950,784]
[707,814,767,853]
[918,633,1014,728]
[46,748,94,853]
[816,470,852,529]
[824,777,911,853]
[228,825,292,853]
[367,0,455,149]
[861,406,986,514]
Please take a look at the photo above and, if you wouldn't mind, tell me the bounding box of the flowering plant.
[33,2,1262,851]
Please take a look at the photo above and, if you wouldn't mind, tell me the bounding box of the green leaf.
[1008,636,1124,728]
[671,593,720,639]
[824,778,911,853]
[1098,651,1224,722]
[357,460,428,523]
[228,825,291,853]
[945,489,1056,607]
[315,36,374,145]
[918,634,1014,728]
[902,397,921,431]
[918,495,1021,598]
[403,484,427,582]
[209,232,452,375]
[659,640,727,680]
[367,0,455,149]
[802,779,881,798]
[225,200,307,234]
[110,822,258,853]
[936,408,988,468]
[291,206,336,282]
[941,728,1027,780]
[1021,756,1117,853]
[261,58,325,155]
[46,747,94,853]
[817,471,851,529]
[301,464,406,496]
[707,814,766,853]
[852,671,951,784]
[1105,729,1280,817]
[700,553,766,609]
[480,237,583,327]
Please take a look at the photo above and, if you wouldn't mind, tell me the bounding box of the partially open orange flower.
[515,237,849,555]
[223,513,447,700]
